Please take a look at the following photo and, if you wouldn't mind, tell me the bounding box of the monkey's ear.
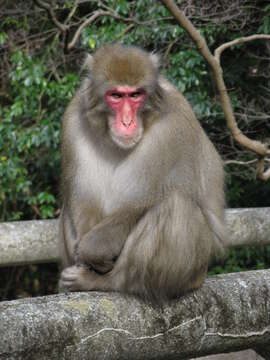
[149,53,160,70]
[80,54,94,74]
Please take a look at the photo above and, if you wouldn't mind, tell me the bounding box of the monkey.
[58,44,226,300]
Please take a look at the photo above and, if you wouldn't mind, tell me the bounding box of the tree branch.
[256,158,270,181]
[33,0,68,33]
[64,0,79,25]
[160,0,270,180]
[215,34,270,61]
[224,159,258,166]
[67,10,110,50]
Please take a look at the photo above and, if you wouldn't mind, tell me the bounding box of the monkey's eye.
[110,92,123,99]
[130,92,142,98]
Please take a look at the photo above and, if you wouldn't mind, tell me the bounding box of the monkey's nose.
[122,117,133,127]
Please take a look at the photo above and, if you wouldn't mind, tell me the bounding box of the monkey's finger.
[58,280,75,292]
[59,274,83,292]
[60,265,84,281]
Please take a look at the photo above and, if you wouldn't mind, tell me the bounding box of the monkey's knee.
[109,198,212,299]
[75,244,116,274]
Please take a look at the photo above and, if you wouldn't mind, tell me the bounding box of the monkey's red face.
[105,86,146,149]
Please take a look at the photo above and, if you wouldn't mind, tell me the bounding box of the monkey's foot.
[59,265,98,292]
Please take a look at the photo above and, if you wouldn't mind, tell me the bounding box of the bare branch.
[260,168,270,181]
[67,8,149,50]
[33,0,68,33]
[160,0,270,180]
[67,10,110,50]
[257,158,270,181]
[160,0,217,68]
[64,0,79,25]
[215,34,270,62]
[225,159,258,166]
[34,1,169,51]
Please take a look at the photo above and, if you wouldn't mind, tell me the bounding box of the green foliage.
[0,51,79,220]
[0,32,7,45]
[1,3,269,217]
[0,264,58,300]
[258,4,270,33]
[210,245,270,274]
[1,0,269,230]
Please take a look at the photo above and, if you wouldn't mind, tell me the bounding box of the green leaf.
[0,32,7,45]
[88,37,96,49]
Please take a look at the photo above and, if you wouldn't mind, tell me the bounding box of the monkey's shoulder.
[159,77,197,116]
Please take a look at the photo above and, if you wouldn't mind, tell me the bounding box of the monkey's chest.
[76,151,116,213]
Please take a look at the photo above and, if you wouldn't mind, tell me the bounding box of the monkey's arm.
[76,116,186,272]
[107,115,187,213]
[76,212,139,273]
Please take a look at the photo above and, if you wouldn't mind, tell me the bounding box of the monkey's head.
[83,44,162,150]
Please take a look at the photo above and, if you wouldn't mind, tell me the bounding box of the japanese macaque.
[59,44,226,300]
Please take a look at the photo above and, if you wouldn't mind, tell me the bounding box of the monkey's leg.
[59,192,213,298]
[111,192,213,299]
[59,207,77,268]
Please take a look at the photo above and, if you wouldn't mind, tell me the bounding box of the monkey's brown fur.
[59,44,226,301]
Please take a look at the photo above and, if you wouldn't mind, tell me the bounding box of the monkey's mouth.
[110,127,142,150]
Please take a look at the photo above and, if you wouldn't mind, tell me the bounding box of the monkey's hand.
[59,265,99,292]
[75,219,130,274]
